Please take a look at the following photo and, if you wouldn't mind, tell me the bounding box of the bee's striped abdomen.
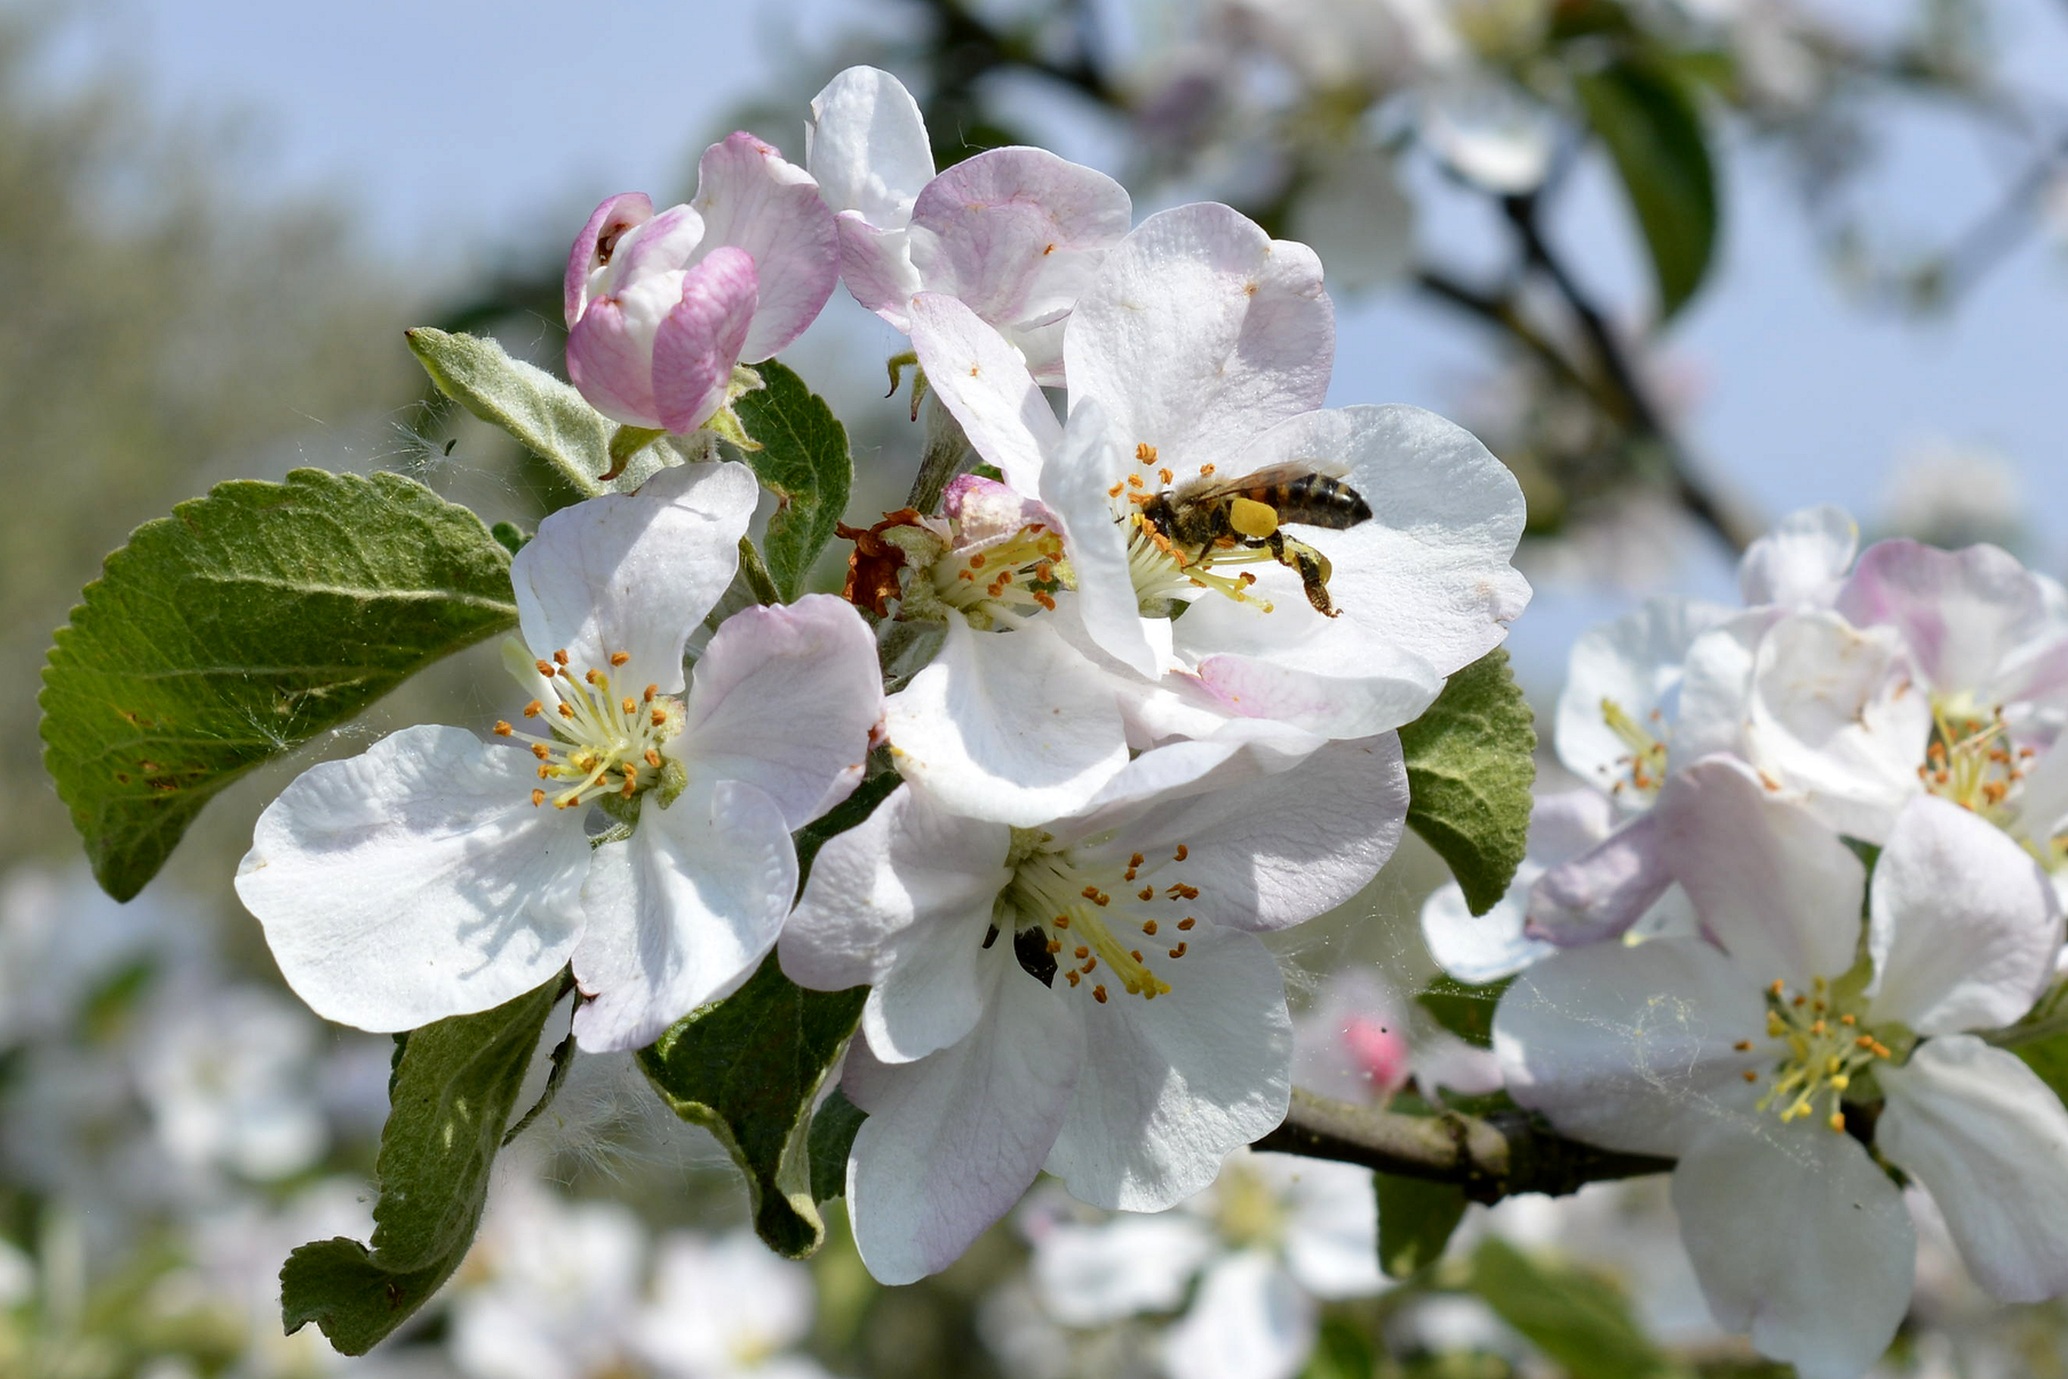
[1242,474,1372,530]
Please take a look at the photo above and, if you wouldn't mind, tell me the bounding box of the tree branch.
[1254,1087,1670,1203]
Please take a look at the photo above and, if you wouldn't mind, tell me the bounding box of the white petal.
[1045,926,1291,1211]
[1029,1214,1216,1325]
[571,780,795,1052]
[1877,1035,2068,1301]
[782,784,1011,1063]
[1038,398,1160,677]
[883,616,1128,826]
[1867,796,2062,1034]
[677,596,883,830]
[1737,504,1857,609]
[908,292,1061,495]
[512,461,759,689]
[1837,537,2068,703]
[1268,1153,1386,1299]
[1654,756,1863,985]
[1160,1252,1316,1379]
[236,724,587,1032]
[1067,203,1331,474]
[844,952,1083,1284]
[1074,733,1408,934]
[1556,597,1734,794]
[805,66,933,228]
[1743,611,1930,843]
[1670,1125,1913,1379]
[1494,937,1770,1158]
[1671,609,1772,764]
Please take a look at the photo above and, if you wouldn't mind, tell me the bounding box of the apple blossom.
[632,1231,835,1379]
[235,464,883,1052]
[1291,966,1501,1099]
[863,473,1131,825]
[565,134,838,436]
[805,66,1131,384]
[912,201,1529,745]
[1019,1150,1385,1379]
[1496,756,2068,1378]
[779,730,1409,1283]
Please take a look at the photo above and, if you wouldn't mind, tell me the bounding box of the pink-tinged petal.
[609,203,709,285]
[1073,734,1407,934]
[1743,612,1931,843]
[1174,404,1529,689]
[572,779,795,1052]
[1837,537,2068,704]
[883,616,1128,826]
[1866,796,2062,1034]
[942,473,1060,553]
[1161,1252,1316,1379]
[1670,1124,1913,1379]
[1654,756,1863,984]
[235,725,588,1033]
[781,784,1010,1063]
[566,291,666,429]
[906,146,1130,374]
[512,461,758,690]
[1495,937,1770,1158]
[1037,398,1158,677]
[1525,809,1674,946]
[908,291,1062,494]
[690,132,840,360]
[834,213,923,324]
[806,66,934,227]
[1045,926,1291,1212]
[651,246,759,434]
[565,192,653,325]
[1066,203,1331,474]
[676,596,883,831]
[1877,1035,2068,1302]
[843,954,1083,1285]
[1556,597,1734,795]
[1737,504,1857,609]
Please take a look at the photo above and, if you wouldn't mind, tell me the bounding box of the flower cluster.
[1427,511,2068,1377]
[231,64,1530,1293]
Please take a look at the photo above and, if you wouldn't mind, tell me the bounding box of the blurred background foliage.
[4,0,2068,1376]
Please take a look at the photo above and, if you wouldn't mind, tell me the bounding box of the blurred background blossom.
[5,0,2068,1374]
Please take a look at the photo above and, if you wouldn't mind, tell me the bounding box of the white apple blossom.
[1018,1149,1385,1379]
[805,66,1131,384]
[779,730,1409,1282]
[1496,756,2068,1378]
[632,1231,834,1379]
[136,983,328,1184]
[236,463,884,1052]
[865,474,1131,825]
[912,201,1529,746]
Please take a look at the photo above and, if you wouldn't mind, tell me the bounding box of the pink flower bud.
[564,134,839,433]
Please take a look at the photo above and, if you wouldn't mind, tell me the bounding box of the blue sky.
[41,0,2068,687]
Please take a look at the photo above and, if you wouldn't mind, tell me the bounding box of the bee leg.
[1263,532,1339,618]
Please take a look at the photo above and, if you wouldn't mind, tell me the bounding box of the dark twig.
[1254,1087,1670,1203]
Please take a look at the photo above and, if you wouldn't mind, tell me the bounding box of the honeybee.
[1137,462,1372,617]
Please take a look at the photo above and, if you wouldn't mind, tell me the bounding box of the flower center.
[495,648,685,810]
[1004,832,1203,1003]
[1600,696,1670,801]
[1113,445,1277,616]
[1211,1157,1285,1251]
[1918,697,2032,822]
[1739,975,1897,1133]
[929,523,1069,630]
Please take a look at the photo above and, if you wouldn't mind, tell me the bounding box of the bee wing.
[1173,459,1350,500]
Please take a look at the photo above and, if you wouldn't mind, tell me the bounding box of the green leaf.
[807,1088,868,1202]
[406,327,668,496]
[1466,1237,1672,1379]
[1575,57,1720,319]
[1376,1173,1471,1279]
[281,978,561,1355]
[40,468,518,900]
[795,767,901,886]
[1399,648,1537,916]
[637,955,867,1257]
[1415,976,1513,1050]
[730,361,853,601]
[1299,1315,1379,1379]
[2014,1028,2068,1101]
